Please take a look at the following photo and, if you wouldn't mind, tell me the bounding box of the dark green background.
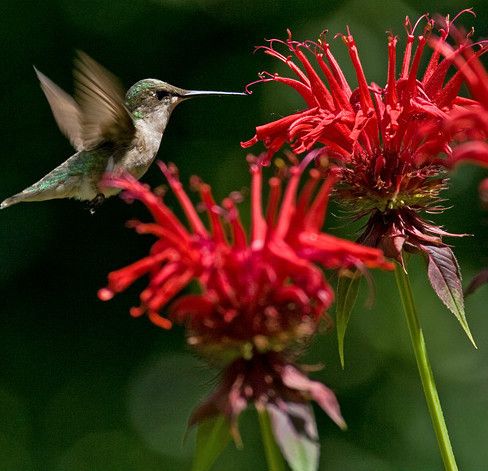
[1,0,487,470]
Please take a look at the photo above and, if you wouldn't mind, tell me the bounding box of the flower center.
[338,150,447,213]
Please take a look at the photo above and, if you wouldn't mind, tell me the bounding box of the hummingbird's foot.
[87,193,105,215]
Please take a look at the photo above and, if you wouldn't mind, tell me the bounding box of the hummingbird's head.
[125,79,187,116]
[125,79,246,129]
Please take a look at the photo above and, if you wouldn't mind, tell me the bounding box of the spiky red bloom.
[242,14,488,261]
[242,14,488,176]
[99,160,391,345]
[98,159,392,432]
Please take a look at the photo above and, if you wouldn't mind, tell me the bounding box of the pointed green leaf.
[267,403,319,471]
[335,271,361,368]
[192,415,231,471]
[258,408,287,471]
[421,244,477,348]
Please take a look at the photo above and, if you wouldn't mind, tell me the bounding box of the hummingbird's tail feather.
[1,153,91,209]
[0,196,18,209]
[1,195,19,209]
[1,189,52,209]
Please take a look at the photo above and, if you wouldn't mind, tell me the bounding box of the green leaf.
[267,403,319,471]
[421,244,477,348]
[192,415,231,471]
[258,408,287,471]
[335,271,361,368]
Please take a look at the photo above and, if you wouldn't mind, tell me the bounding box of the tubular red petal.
[262,46,310,86]
[241,134,259,148]
[222,198,247,250]
[423,29,448,85]
[199,184,227,245]
[315,54,352,111]
[296,168,321,217]
[423,53,456,98]
[147,311,173,329]
[105,251,172,293]
[304,173,338,232]
[265,177,282,228]
[274,167,301,239]
[321,40,352,97]
[405,35,427,98]
[293,47,335,110]
[272,76,316,107]
[158,162,208,236]
[250,165,267,244]
[148,262,181,290]
[400,29,415,79]
[342,33,379,151]
[299,232,393,270]
[342,32,374,112]
[146,269,194,313]
[386,35,398,107]
[128,222,193,255]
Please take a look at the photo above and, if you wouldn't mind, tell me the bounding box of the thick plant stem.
[257,407,286,471]
[394,263,459,471]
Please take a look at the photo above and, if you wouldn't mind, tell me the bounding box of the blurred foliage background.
[0,0,487,470]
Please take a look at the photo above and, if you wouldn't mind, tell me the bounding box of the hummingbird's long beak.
[182,89,247,98]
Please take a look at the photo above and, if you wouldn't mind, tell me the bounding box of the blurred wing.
[35,67,85,151]
[73,51,135,149]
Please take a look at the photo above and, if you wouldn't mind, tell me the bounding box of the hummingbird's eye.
[155,90,170,101]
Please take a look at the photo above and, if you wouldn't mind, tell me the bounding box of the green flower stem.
[394,263,459,471]
[257,407,286,471]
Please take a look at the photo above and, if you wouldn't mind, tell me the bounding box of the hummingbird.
[1,51,246,211]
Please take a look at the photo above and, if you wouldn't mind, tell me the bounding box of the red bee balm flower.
[242,14,488,341]
[98,159,391,440]
[242,14,488,228]
[99,160,391,344]
[242,13,488,172]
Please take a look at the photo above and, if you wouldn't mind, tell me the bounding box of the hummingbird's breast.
[117,120,164,180]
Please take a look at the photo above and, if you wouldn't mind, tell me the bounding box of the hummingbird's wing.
[34,67,85,151]
[73,51,135,150]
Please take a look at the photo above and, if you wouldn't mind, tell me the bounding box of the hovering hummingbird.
[1,51,246,211]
